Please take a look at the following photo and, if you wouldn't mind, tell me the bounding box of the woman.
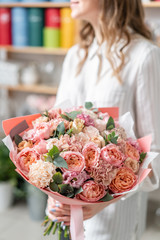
[47,1,160,239]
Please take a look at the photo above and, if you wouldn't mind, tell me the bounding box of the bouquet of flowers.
[2,102,158,240]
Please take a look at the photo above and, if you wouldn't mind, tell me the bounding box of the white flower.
[28,160,56,188]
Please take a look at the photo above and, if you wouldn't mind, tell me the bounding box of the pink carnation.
[78,180,106,202]
[60,151,85,173]
[101,144,125,167]
[49,118,70,132]
[63,171,90,188]
[90,159,118,188]
[77,113,95,127]
[82,142,100,172]
[16,147,40,174]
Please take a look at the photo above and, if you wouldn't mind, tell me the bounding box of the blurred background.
[0,0,160,239]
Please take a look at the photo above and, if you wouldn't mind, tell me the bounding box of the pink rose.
[82,142,100,172]
[22,128,36,142]
[125,142,140,161]
[33,122,51,141]
[127,138,142,153]
[83,126,100,139]
[94,119,106,132]
[63,171,91,188]
[48,108,62,119]
[101,144,125,167]
[77,113,95,127]
[49,118,70,132]
[78,180,106,202]
[33,139,48,154]
[16,147,40,174]
[109,167,137,193]
[97,112,109,122]
[60,151,85,173]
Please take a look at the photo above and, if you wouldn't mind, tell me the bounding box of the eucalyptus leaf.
[57,122,65,135]
[45,155,53,163]
[110,136,118,145]
[100,192,114,202]
[14,135,23,146]
[53,172,63,185]
[74,187,83,196]
[60,114,71,121]
[48,145,60,158]
[54,156,68,169]
[50,182,59,192]
[65,111,81,120]
[58,184,74,197]
[85,102,93,110]
[106,117,115,130]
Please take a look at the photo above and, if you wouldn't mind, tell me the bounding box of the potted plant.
[0,140,18,212]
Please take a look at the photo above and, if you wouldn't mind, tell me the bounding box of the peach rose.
[16,147,40,174]
[82,142,100,172]
[60,151,85,173]
[18,140,33,152]
[78,180,106,202]
[83,126,100,139]
[33,122,51,141]
[125,142,140,161]
[101,144,125,167]
[124,157,140,174]
[94,119,106,132]
[109,167,137,193]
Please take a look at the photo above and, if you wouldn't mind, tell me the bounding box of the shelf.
[0,46,68,55]
[0,84,58,95]
[143,2,160,8]
[0,2,70,8]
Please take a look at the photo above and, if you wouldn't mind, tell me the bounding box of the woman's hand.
[47,196,120,226]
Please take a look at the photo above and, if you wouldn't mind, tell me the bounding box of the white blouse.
[55,35,160,240]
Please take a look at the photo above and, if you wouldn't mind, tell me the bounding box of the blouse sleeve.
[135,45,160,191]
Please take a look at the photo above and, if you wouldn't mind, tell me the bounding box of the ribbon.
[70,205,84,240]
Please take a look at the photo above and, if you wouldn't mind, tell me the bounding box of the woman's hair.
[77,0,152,83]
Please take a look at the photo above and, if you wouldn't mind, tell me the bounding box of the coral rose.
[78,180,106,202]
[60,151,85,173]
[16,147,40,174]
[82,142,100,172]
[101,144,125,167]
[109,167,137,193]
[125,142,140,161]
[33,139,48,154]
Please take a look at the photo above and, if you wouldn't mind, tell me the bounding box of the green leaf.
[85,102,93,110]
[139,152,147,163]
[45,155,53,163]
[54,156,68,169]
[65,111,81,120]
[14,134,23,146]
[53,172,63,185]
[41,110,49,118]
[106,117,115,130]
[58,184,74,197]
[110,136,118,145]
[100,192,114,202]
[57,122,65,135]
[60,114,71,121]
[48,145,60,158]
[50,182,59,192]
[74,187,83,196]
[104,135,109,146]
[66,128,73,136]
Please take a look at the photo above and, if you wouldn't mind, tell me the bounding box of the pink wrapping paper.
[2,108,155,240]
